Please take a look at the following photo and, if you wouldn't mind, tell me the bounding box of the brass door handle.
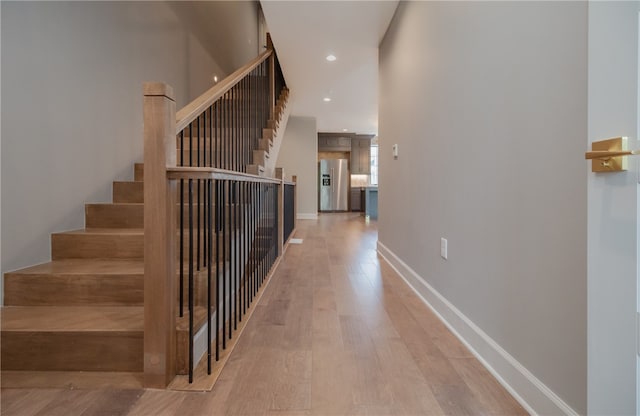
[585,137,638,172]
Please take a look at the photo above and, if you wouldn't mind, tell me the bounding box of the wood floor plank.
[78,390,142,416]
[32,389,103,416]
[0,389,61,416]
[450,357,528,415]
[125,390,187,415]
[374,337,445,415]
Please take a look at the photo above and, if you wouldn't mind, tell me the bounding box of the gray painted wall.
[379,2,587,413]
[275,116,318,218]
[587,2,639,415]
[1,2,259,281]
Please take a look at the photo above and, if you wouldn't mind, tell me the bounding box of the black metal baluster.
[228,91,231,170]
[222,93,226,170]
[203,114,208,268]
[258,183,264,287]
[248,183,252,305]
[210,105,214,168]
[233,182,240,330]
[215,180,220,360]
[254,182,258,297]
[234,85,238,172]
[227,180,233,339]
[238,182,243,322]
[241,181,246,316]
[188,179,194,384]
[237,83,241,172]
[197,116,201,271]
[180,130,184,317]
[207,178,213,374]
[231,181,236,331]
[216,100,220,169]
[242,78,246,172]
[251,68,256,158]
[189,121,194,167]
[221,180,226,349]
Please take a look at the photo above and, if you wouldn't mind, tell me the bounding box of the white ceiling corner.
[260,0,399,135]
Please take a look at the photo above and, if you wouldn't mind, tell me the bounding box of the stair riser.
[111,182,258,207]
[1,332,142,372]
[86,204,144,229]
[50,231,248,261]
[253,150,269,167]
[3,274,143,306]
[52,234,143,260]
[113,182,143,203]
[86,202,249,229]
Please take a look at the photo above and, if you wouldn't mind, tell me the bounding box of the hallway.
[1,214,527,415]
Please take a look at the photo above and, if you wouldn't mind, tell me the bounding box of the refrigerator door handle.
[331,168,334,193]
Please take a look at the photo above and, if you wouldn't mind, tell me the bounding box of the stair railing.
[143,38,292,388]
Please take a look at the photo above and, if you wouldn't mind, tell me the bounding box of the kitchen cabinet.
[318,136,351,151]
[350,139,371,174]
[350,188,363,212]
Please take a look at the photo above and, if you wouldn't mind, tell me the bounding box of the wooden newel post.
[143,82,177,388]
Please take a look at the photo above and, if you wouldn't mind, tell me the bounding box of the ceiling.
[260,1,399,135]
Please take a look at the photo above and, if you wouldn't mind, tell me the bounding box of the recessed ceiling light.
[323,97,331,102]
[326,54,337,62]
[342,129,348,132]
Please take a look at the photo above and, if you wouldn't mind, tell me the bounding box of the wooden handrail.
[175,49,273,133]
[167,166,282,184]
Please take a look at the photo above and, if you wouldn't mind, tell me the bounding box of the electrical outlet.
[440,238,448,260]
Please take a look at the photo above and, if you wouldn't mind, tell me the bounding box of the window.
[370,145,379,185]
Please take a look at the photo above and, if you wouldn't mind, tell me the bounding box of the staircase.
[1,44,291,388]
[2,164,146,386]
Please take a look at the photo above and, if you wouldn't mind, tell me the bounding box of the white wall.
[275,116,317,219]
[378,2,587,414]
[1,2,259,279]
[587,2,640,415]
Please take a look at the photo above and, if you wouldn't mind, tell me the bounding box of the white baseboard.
[376,241,578,416]
[297,213,318,220]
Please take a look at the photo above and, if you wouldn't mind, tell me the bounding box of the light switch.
[440,238,448,260]
[392,144,399,159]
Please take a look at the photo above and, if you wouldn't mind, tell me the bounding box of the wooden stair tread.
[58,228,143,235]
[1,306,143,332]
[5,259,223,275]
[6,259,144,275]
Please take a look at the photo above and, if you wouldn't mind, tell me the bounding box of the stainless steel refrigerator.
[319,159,349,212]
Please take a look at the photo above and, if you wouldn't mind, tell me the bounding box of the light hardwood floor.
[1,213,527,415]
